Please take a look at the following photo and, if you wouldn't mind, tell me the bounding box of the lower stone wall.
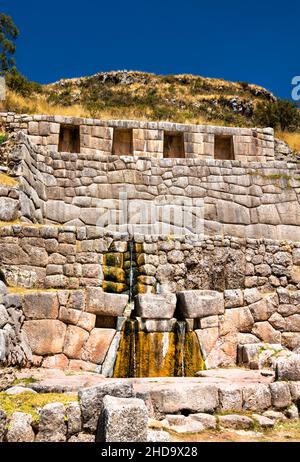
[0,225,300,294]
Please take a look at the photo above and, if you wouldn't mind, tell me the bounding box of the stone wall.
[0,281,32,366]
[5,132,300,240]
[1,226,300,294]
[0,112,275,161]
[0,226,300,369]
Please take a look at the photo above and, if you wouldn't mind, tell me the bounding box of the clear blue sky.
[1,0,299,99]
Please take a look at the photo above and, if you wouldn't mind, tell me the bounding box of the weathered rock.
[36,403,67,442]
[218,384,243,411]
[220,307,254,335]
[177,290,224,318]
[6,412,35,442]
[79,380,134,432]
[68,432,95,442]
[149,383,219,415]
[242,384,272,411]
[276,354,300,381]
[189,413,217,429]
[81,328,115,364]
[23,292,59,320]
[252,322,281,343]
[252,414,274,429]
[263,410,287,422]
[224,289,244,308]
[0,197,18,221]
[98,396,148,442]
[0,368,16,391]
[5,386,37,395]
[66,402,82,436]
[244,288,262,305]
[135,293,176,319]
[285,404,299,420]
[269,382,292,409]
[147,430,170,442]
[23,320,67,355]
[86,288,128,316]
[0,409,6,442]
[63,325,89,359]
[42,354,69,369]
[218,414,254,430]
[288,381,300,400]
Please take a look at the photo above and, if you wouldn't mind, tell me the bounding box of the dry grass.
[276,131,300,153]
[5,90,89,118]
[0,172,18,187]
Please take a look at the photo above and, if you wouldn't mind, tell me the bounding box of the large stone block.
[269,382,292,409]
[276,354,300,381]
[79,380,134,433]
[81,328,115,364]
[98,396,148,442]
[149,383,219,415]
[0,197,18,221]
[22,320,67,355]
[135,293,176,319]
[177,290,224,319]
[6,412,35,442]
[63,325,89,359]
[86,288,128,316]
[36,403,67,442]
[23,292,59,320]
[242,384,272,411]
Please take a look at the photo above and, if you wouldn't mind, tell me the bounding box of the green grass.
[0,392,78,423]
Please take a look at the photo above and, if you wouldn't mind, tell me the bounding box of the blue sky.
[1,0,299,98]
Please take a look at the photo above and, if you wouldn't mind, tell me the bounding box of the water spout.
[128,241,134,302]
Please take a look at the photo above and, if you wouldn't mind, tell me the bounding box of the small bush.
[0,133,7,144]
[6,70,43,97]
[255,99,300,131]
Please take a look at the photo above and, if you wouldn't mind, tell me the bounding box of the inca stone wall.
[0,112,275,161]
[3,132,300,241]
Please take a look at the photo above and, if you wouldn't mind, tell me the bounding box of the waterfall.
[177,321,186,377]
[113,320,204,378]
[128,241,134,302]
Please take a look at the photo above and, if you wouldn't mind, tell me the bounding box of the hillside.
[5,70,276,127]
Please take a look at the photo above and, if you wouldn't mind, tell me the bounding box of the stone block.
[218,384,243,411]
[135,293,176,319]
[276,354,300,381]
[86,288,128,316]
[6,412,35,442]
[242,384,272,411]
[269,382,292,409]
[0,197,18,221]
[81,328,115,364]
[224,289,244,308]
[177,290,224,319]
[23,320,67,355]
[149,383,219,415]
[23,292,59,320]
[218,414,254,430]
[36,403,67,442]
[63,325,89,359]
[79,380,134,433]
[98,396,148,442]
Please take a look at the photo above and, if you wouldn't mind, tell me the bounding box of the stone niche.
[214,135,234,160]
[163,132,185,158]
[112,128,133,156]
[58,124,80,153]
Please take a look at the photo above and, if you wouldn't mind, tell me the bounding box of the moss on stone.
[0,392,77,422]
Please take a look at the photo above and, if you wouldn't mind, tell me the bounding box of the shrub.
[255,99,300,131]
[0,133,7,144]
[6,70,42,97]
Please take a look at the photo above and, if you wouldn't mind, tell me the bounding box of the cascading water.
[128,240,134,302]
[113,319,204,378]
